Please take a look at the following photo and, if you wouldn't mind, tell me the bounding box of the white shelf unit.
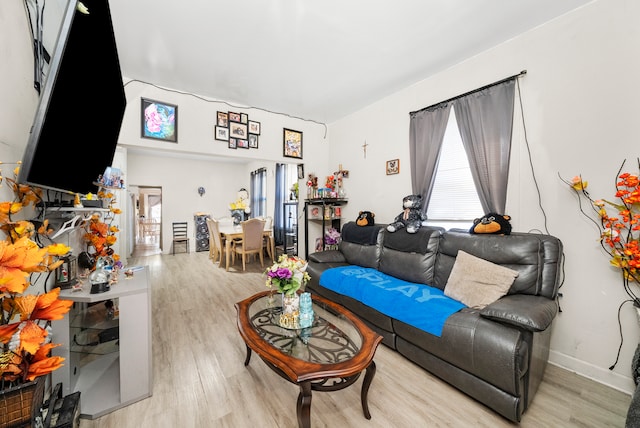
[52,266,152,419]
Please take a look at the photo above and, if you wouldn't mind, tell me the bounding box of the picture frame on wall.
[217,111,228,127]
[240,113,248,124]
[386,159,400,175]
[283,128,303,159]
[215,126,229,141]
[248,134,258,148]
[141,98,178,142]
[297,163,304,179]
[228,138,237,149]
[229,122,248,139]
[237,139,249,149]
[248,120,261,135]
[228,111,241,122]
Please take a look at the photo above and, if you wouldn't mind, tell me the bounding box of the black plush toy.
[469,213,512,235]
[356,211,375,226]
[387,194,426,234]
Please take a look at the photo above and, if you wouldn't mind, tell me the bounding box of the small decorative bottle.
[298,292,314,328]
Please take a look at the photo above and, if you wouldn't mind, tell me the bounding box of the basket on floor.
[0,376,45,428]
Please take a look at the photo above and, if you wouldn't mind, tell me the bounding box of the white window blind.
[426,109,483,221]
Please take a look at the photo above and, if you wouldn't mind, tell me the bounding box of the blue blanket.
[319,266,465,337]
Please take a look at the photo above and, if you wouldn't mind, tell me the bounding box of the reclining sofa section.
[305,222,563,423]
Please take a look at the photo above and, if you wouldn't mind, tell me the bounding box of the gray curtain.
[409,78,516,216]
[454,79,515,214]
[274,164,286,245]
[409,102,452,216]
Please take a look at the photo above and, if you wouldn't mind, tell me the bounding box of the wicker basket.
[0,377,45,428]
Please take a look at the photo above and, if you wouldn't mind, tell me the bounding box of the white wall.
[117,77,331,255]
[328,0,640,394]
[3,0,639,396]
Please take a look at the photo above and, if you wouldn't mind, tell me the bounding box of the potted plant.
[0,165,73,426]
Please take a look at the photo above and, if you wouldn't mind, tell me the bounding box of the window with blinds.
[426,109,483,224]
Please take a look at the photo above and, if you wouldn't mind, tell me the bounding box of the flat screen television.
[18,0,126,196]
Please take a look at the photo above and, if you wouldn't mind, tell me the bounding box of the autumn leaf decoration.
[0,163,73,386]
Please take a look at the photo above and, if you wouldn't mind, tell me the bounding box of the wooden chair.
[172,222,189,254]
[262,216,274,261]
[206,217,225,266]
[232,218,266,271]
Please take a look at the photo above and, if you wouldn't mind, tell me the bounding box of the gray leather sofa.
[305,222,563,423]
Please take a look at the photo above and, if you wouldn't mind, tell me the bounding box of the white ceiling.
[108,0,591,125]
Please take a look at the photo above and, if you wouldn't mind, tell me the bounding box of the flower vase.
[280,293,300,328]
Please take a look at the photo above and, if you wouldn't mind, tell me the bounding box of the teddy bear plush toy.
[356,211,375,226]
[469,213,512,235]
[387,194,426,234]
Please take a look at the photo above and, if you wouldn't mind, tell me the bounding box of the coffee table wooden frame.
[235,290,383,428]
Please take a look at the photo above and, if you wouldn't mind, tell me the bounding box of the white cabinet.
[52,267,152,419]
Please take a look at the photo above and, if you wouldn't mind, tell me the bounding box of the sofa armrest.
[480,294,558,332]
[308,250,346,264]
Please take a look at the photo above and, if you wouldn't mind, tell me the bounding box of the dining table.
[218,224,275,271]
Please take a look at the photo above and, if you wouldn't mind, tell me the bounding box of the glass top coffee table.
[235,290,383,428]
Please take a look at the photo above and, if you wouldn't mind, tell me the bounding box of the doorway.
[132,186,162,256]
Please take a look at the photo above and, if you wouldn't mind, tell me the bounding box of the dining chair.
[206,217,225,266]
[232,218,266,271]
[262,216,274,261]
[172,222,189,255]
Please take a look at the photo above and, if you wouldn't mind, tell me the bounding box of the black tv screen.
[19,0,126,195]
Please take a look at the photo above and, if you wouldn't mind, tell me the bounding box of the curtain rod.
[410,70,527,115]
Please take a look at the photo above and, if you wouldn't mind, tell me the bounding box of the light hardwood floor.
[78,251,632,428]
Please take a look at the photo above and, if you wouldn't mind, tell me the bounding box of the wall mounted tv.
[19,0,126,196]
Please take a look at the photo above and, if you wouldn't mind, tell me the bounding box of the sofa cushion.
[320,266,464,336]
[435,230,563,299]
[444,250,519,309]
[339,222,385,268]
[379,227,442,285]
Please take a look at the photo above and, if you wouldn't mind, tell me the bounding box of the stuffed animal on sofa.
[356,211,375,226]
[387,194,426,234]
[469,213,512,235]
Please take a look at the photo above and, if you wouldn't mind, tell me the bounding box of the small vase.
[280,293,300,328]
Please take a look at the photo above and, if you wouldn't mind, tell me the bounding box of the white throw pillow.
[444,250,519,309]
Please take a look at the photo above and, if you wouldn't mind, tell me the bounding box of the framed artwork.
[217,111,228,127]
[228,138,237,149]
[141,98,177,142]
[283,128,303,159]
[228,111,241,122]
[297,163,304,179]
[229,122,248,139]
[237,139,249,149]
[215,126,229,141]
[240,113,248,124]
[248,120,261,135]
[248,134,258,148]
[386,159,400,175]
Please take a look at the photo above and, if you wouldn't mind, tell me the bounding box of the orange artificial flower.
[0,165,72,386]
[565,159,640,305]
[30,289,73,321]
